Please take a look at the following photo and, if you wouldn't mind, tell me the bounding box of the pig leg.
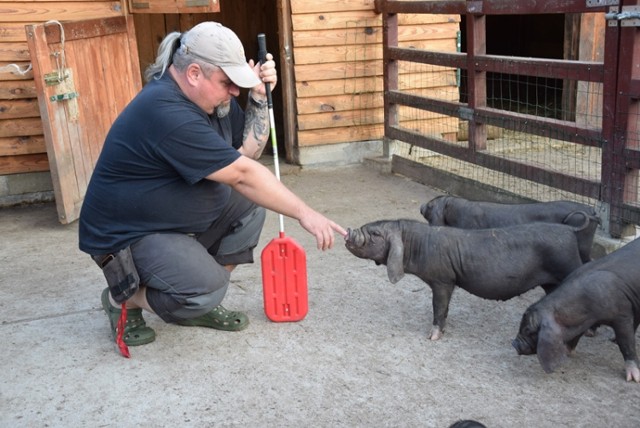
[429,283,455,341]
[610,319,640,382]
[566,334,583,355]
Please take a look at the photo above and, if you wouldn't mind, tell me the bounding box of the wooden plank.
[2,0,116,2]
[0,80,36,99]
[0,42,31,61]
[398,14,460,26]
[298,107,385,131]
[0,23,31,43]
[297,92,383,115]
[295,70,456,98]
[292,23,459,47]
[576,13,605,128]
[295,59,380,82]
[296,76,380,98]
[40,16,128,42]
[0,135,46,156]
[277,0,298,163]
[1,3,122,22]
[291,9,457,31]
[293,26,380,48]
[298,123,384,146]
[0,98,40,119]
[297,87,458,115]
[128,0,220,14]
[296,87,459,115]
[0,117,43,137]
[0,153,49,175]
[291,10,381,31]
[290,87,459,114]
[294,58,455,81]
[298,106,455,131]
[294,38,456,65]
[132,14,155,79]
[291,0,376,14]
[383,0,607,15]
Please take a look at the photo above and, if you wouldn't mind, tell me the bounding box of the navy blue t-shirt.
[79,73,244,254]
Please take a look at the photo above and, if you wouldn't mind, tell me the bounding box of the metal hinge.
[186,0,209,6]
[605,6,640,26]
[587,0,619,7]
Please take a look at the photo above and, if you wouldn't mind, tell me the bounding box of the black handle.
[257,33,273,108]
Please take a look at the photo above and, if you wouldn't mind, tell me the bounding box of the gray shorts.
[130,190,266,323]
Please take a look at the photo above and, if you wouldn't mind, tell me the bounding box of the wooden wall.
[0,0,461,180]
[0,0,123,176]
[290,0,461,147]
[132,0,280,125]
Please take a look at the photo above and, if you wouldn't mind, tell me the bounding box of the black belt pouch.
[93,247,140,304]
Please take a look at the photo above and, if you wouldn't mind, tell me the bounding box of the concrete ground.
[1,164,639,428]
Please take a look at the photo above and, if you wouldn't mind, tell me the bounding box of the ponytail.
[143,32,182,82]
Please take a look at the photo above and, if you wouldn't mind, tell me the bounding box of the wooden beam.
[1,3,122,22]
[0,135,46,156]
[290,0,376,14]
[0,99,40,119]
[0,153,49,175]
[0,42,31,61]
[0,117,43,138]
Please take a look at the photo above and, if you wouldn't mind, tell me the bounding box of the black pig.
[512,237,640,382]
[345,219,587,340]
[420,196,599,262]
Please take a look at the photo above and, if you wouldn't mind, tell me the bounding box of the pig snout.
[512,337,535,355]
[345,228,364,247]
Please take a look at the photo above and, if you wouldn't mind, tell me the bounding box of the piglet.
[512,237,640,382]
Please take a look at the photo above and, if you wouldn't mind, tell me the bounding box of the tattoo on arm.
[244,104,269,144]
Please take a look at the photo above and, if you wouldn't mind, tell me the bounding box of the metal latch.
[605,6,640,26]
[44,71,69,86]
[50,92,79,102]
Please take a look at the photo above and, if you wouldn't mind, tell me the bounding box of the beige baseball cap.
[181,22,261,88]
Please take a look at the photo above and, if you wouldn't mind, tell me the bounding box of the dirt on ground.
[1,164,639,427]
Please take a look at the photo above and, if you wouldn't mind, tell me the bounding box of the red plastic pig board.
[261,232,308,322]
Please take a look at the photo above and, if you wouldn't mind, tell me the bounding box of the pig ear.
[536,319,568,373]
[427,197,445,225]
[386,231,405,284]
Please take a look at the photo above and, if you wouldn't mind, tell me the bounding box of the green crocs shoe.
[101,288,156,346]
[176,305,249,331]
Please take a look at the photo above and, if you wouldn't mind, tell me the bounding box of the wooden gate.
[26,17,142,224]
[377,0,640,238]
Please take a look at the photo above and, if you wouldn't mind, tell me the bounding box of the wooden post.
[465,3,487,152]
